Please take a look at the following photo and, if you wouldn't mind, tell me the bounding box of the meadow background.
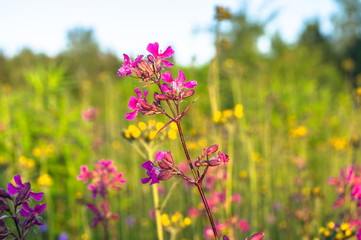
[1,1,361,239]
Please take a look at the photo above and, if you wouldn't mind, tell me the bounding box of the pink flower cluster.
[204,216,251,239]
[82,107,100,122]
[117,42,197,121]
[78,160,126,198]
[328,166,361,208]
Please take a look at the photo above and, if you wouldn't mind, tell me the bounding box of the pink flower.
[161,70,197,93]
[147,42,174,68]
[126,89,149,120]
[20,202,47,226]
[117,54,143,77]
[77,165,93,183]
[246,232,264,240]
[82,107,99,122]
[238,219,250,232]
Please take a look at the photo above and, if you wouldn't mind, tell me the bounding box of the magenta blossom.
[126,89,149,120]
[147,42,174,68]
[77,165,93,183]
[161,70,197,93]
[20,202,47,226]
[117,54,143,77]
[141,161,161,185]
[7,175,43,201]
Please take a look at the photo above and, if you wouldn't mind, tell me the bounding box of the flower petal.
[141,161,153,170]
[155,151,165,162]
[141,177,151,184]
[7,183,18,195]
[161,46,175,58]
[30,192,44,201]
[128,96,139,110]
[14,175,23,186]
[134,89,142,100]
[125,110,138,121]
[177,70,185,84]
[183,80,197,89]
[19,209,29,217]
[123,54,130,64]
[150,176,159,185]
[147,42,159,57]
[22,202,31,212]
[161,60,174,68]
[161,71,174,83]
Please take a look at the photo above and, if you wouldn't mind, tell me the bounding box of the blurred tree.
[332,0,361,90]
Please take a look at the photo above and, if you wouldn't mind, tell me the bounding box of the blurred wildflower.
[19,156,36,168]
[82,107,99,122]
[234,104,244,119]
[329,137,348,150]
[77,160,126,198]
[32,144,55,158]
[37,173,53,186]
[289,125,308,138]
[239,170,248,179]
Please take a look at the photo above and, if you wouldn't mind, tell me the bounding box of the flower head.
[141,161,161,185]
[161,70,197,93]
[126,89,149,120]
[7,175,43,201]
[147,42,174,68]
[20,202,46,226]
[82,107,99,122]
[117,54,143,77]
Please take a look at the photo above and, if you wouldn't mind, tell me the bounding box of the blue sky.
[0,0,339,65]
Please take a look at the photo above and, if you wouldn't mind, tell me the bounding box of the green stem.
[225,124,234,217]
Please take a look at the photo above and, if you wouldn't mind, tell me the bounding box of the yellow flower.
[138,121,147,131]
[224,58,234,68]
[345,229,352,237]
[183,217,192,225]
[32,148,42,158]
[330,137,348,150]
[318,227,325,234]
[168,129,177,140]
[81,233,89,240]
[124,129,131,139]
[171,214,179,223]
[161,214,171,227]
[312,187,320,195]
[27,159,35,168]
[335,232,344,239]
[323,229,331,237]
[170,122,178,130]
[340,223,350,231]
[234,104,244,119]
[37,174,53,186]
[148,131,157,140]
[222,109,233,123]
[327,221,335,229]
[290,126,308,138]
[213,111,222,123]
[357,87,361,95]
[128,125,141,138]
[0,156,5,164]
[156,122,164,131]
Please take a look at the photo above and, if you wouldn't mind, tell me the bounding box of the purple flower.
[117,54,143,77]
[141,161,161,185]
[161,70,197,93]
[7,175,43,201]
[147,42,174,68]
[126,89,149,121]
[20,202,46,226]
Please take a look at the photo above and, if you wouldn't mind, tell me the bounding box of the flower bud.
[164,152,174,165]
[207,144,219,156]
[158,170,173,181]
[208,159,221,167]
[140,102,153,111]
[181,89,195,99]
[158,161,171,169]
[155,93,172,101]
[194,161,202,167]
